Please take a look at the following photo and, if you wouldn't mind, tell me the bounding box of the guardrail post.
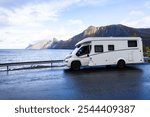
[7,66,9,71]
[6,66,9,75]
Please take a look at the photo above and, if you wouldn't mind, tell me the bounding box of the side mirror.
[87,54,89,57]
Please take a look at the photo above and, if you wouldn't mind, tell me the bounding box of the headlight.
[65,55,72,59]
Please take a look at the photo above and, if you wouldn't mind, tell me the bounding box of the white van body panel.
[64,37,144,68]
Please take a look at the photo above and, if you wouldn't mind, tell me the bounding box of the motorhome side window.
[128,40,137,47]
[94,45,103,52]
[108,45,114,51]
[76,45,91,56]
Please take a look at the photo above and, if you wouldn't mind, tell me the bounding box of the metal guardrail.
[0,60,64,71]
[0,57,149,72]
[144,57,150,63]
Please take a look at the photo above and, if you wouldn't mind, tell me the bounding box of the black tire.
[117,60,125,69]
[71,61,81,70]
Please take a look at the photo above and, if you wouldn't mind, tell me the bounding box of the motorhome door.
[76,45,91,66]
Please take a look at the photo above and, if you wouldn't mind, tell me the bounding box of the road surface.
[0,64,150,100]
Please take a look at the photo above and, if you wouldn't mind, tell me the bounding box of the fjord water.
[0,49,72,63]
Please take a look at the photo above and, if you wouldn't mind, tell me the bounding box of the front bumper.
[64,59,71,68]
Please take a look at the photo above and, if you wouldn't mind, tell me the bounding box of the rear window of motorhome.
[108,45,114,51]
[95,45,103,52]
[128,40,137,47]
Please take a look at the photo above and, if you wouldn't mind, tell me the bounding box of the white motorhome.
[64,37,144,70]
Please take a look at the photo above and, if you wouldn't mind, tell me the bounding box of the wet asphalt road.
[0,64,150,100]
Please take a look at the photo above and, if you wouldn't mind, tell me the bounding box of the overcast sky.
[0,0,150,49]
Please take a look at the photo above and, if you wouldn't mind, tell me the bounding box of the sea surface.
[0,49,72,63]
[0,49,72,70]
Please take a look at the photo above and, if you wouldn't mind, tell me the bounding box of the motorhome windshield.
[76,45,91,56]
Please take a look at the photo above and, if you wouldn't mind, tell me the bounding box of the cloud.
[77,0,109,6]
[45,19,87,41]
[120,10,150,28]
[0,0,79,27]
[0,0,29,8]
[68,19,83,25]
[1,0,102,48]
[0,0,54,9]
[0,0,84,48]
[120,0,150,28]
[68,19,86,31]
[145,1,150,8]
[65,19,86,38]
[0,0,111,28]
[1,0,100,28]
[0,7,15,27]
[121,17,150,28]
[129,11,144,16]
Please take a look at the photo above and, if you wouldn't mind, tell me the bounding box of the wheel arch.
[71,60,81,65]
[71,60,81,70]
[116,58,126,64]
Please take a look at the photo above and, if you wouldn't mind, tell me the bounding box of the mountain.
[27,24,150,49]
[26,40,52,49]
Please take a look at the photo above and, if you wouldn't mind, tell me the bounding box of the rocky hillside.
[26,40,53,49]
[27,24,150,49]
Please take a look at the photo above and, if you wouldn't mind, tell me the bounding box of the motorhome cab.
[64,37,144,70]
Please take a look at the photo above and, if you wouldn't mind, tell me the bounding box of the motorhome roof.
[75,37,142,46]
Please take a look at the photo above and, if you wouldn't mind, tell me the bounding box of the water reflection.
[63,66,144,99]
